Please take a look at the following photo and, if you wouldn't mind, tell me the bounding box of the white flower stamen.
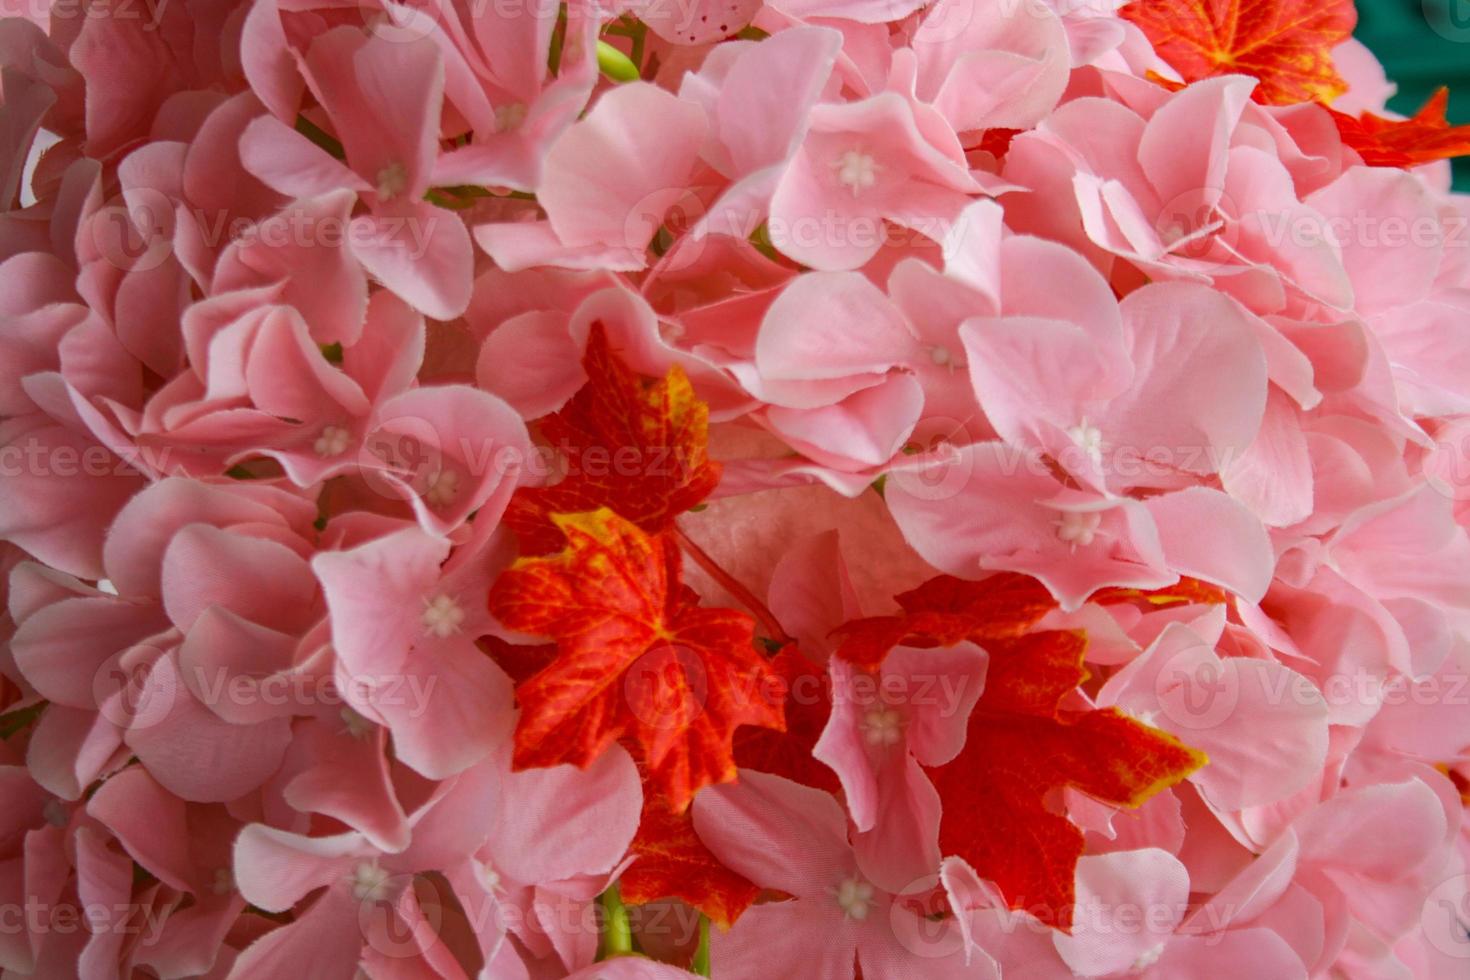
[834,876,877,920]
[314,425,352,458]
[424,469,460,507]
[376,162,409,201]
[422,594,466,638]
[861,706,905,748]
[348,861,391,902]
[833,150,880,196]
[1067,420,1104,467]
[1055,511,1102,549]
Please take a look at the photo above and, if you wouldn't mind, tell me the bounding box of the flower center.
[212,867,235,895]
[834,876,877,920]
[861,706,905,747]
[348,861,390,901]
[376,162,409,201]
[424,469,460,507]
[1055,511,1102,548]
[1067,420,1104,466]
[314,425,352,458]
[833,150,880,196]
[422,594,466,638]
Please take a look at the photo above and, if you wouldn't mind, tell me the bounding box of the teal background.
[1356,0,1470,188]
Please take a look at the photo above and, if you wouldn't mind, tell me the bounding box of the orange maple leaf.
[505,323,722,556]
[487,509,785,812]
[1093,577,1229,609]
[1331,88,1470,168]
[930,630,1207,930]
[1120,0,1356,105]
[621,793,762,929]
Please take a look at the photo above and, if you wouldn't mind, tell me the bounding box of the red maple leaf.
[1331,88,1470,168]
[504,323,722,556]
[1120,0,1356,105]
[732,647,841,794]
[835,573,1231,670]
[487,508,785,812]
[833,573,1059,670]
[929,630,1207,930]
[621,792,762,929]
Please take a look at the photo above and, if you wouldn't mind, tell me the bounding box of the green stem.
[0,701,45,739]
[597,884,634,960]
[628,19,647,72]
[691,915,711,976]
[294,114,345,159]
[547,4,568,77]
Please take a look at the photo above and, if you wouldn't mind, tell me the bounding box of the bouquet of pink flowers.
[3,0,1470,975]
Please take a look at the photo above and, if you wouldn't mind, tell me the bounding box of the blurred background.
[1356,0,1470,187]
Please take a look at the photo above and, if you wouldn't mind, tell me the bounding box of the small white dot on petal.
[861,706,905,748]
[314,426,352,458]
[424,469,460,507]
[1054,511,1102,548]
[347,861,390,902]
[1067,420,1104,466]
[832,150,880,197]
[834,877,876,920]
[422,594,466,638]
[376,162,409,201]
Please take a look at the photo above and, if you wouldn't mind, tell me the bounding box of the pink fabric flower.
[694,770,995,980]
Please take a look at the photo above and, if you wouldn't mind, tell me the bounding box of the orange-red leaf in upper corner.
[833,573,1058,670]
[621,793,761,929]
[1120,0,1355,105]
[929,630,1207,931]
[487,509,785,812]
[1331,88,1470,168]
[504,323,722,556]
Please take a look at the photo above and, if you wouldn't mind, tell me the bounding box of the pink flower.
[814,644,986,890]
[694,770,995,980]
[240,30,474,319]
